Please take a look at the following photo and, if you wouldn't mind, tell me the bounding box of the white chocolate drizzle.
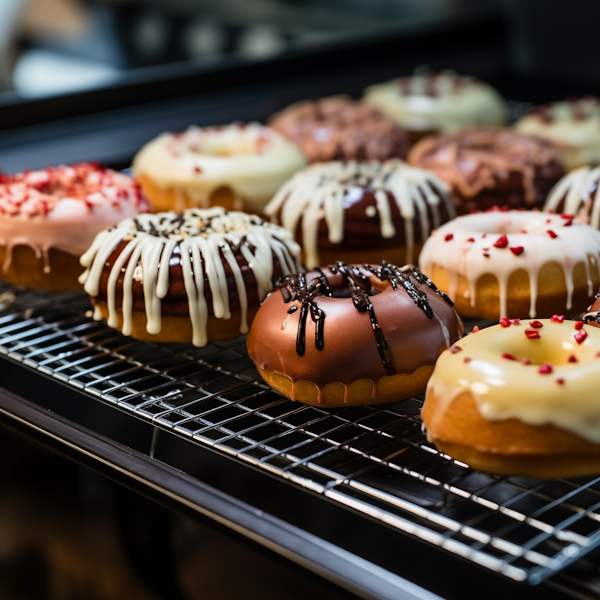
[418,210,600,318]
[265,160,454,269]
[426,320,600,443]
[545,166,600,229]
[79,207,302,347]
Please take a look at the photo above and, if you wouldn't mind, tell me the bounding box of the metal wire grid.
[1,284,600,585]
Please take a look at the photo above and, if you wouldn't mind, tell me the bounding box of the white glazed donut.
[418,209,600,319]
[133,122,307,216]
[363,69,507,136]
[515,97,600,171]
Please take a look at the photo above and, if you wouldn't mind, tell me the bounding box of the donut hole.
[495,339,577,367]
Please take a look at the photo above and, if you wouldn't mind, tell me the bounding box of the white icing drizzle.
[79,207,302,347]
[265,160,454,269]
[132,123,307,215]
[544,166,600,229]
[427,320,600,443]
[419,210,600,318]
[363,69,508,132]
[515,98,600,171]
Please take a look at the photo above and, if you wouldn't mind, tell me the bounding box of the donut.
[79,207,301,346]
[423,318,600,478]
[268,96,409,162]
[265,160,455,269]
[247,262,463,408]
[515,97,600,171]
[0,163,148,291]
[363,69,507,143]
[132,122,306,217]
[544,165,600,228]
[407,128,565,214]
[418,209,600,320]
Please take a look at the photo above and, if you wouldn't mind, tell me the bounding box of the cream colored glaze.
[265,160,454,269]
[363,70,507,132]
[0,166,146,273]
[545,166,600,229]
[79,207,301,347]
[426,319,600,443]
[132,123,307,214]
[418,211,600,318]
[516,99,600,171]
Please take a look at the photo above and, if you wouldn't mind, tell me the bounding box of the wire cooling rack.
[1,283,600,585]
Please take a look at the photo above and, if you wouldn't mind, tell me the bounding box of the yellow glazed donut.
[418,209,600,320]
[423,317,600,478]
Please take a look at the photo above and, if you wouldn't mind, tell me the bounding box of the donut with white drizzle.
[0,162,148,290]
[80,207,301,347]
[247,261,463,408]
[265,160,454,269]
[419,209,600,320]
[515,97,600,171]
[132,123,307,216]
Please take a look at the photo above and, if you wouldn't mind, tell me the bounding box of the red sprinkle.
[472,326,480,333]
[575,330,588,344]
[510,318,521,325]
[445,233,454,241]
[467,237,475,243]
[529,321,543,329]
[499,318,511,327]
[556,378,565,385]
[193,166,203,173]
[561,213,574,220]
[521,357,532,365]
[568,354,578,363]
[463,357,472,363]
[547,230,558,239]
[550,314,565,323]
[493,235,508,248]
[575,321,585,330]
[538,363,553,374]
[483,252,490,258]
[449,345,462,353]
[546,218,552,224]
[502,353,516,360]
[481,233,487,238]
[510,246,524,256]
[525,330,540,339]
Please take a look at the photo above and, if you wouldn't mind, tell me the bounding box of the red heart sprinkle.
[445,233,453,241]
[521,357,532,365]
[547,230,558,238]
[550,314,565,323]
[561,213,574,220]
[493,235,508,248]
[483,252,490,258]
[499,318,511,327]
[467,237,475,242]
[449,345,462,353]
[472,326,480,333]
[463,357,472,363]
[538,363,553,374]
[575,321,584,330]
[575,330,588,344]
[529,321,543,329]
[510,246,524,256]
[525,330,540,339]
[557,378,565,385]
[568,354,578,363]
[546,218,552,224]
[510,318,521,325]
[502,353,516,360]
[481,233,487,238]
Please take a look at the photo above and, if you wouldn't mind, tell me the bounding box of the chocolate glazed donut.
[247,262,463,408]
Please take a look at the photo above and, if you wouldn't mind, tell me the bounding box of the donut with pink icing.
[0,162,149,290]
[418,209,600,320]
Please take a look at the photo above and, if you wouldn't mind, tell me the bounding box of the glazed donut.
[132,123,306,216]
[408,128,564,214]
[268,96,409,162]
[265,160,454,269]
[247,262,463,408]
[544,166,600,229]
[515,97,600,171]
[0,163,148,290]
[418,210,600,320]
[363,69,507,143]
[79,207,301,346]
[423,318,600,478]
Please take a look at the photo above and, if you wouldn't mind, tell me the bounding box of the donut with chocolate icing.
[423,318,600,478]
[419,210,600,320]
[408,128,564,214]
[79,207,301,346]
[268,96,409,162]
[133,123,306,217]
[0,163,148,290]
[515,97,600,171]
[265,160,455,269]
[363,69,508,144]
[247,262,463,408]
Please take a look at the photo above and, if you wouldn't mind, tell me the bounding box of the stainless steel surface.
[1,283,600,586]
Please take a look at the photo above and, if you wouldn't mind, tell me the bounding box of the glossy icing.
[80,207,302,347]
[265,160,454,268]
[0,163,146,273]
[419,210,600,318]
[132,123,307,214]
[426,319,600,443]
